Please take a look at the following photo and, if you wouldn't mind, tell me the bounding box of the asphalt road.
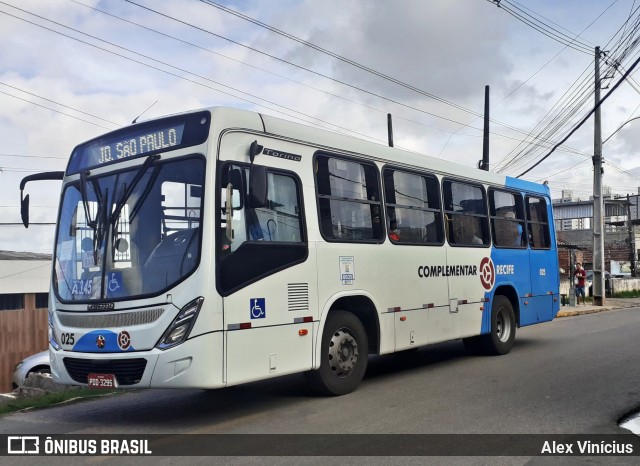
[1,307,640,464]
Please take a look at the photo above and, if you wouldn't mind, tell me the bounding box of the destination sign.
[67,111,210,175]
[96,125,184,165]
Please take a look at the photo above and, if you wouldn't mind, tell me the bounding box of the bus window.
[489,189,526,248]
[443,180,489,246]
[220,163,303,253]
[316,154,383,242]
[162,181,201,234]
[526,196,551,249]
[258,173,303,242]
[382,168,442,244]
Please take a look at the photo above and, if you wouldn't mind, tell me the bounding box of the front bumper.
[49,331,224,389]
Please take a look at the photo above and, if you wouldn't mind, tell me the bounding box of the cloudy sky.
[2,0,640,253]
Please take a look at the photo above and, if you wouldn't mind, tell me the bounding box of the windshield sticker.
[250,298,266,319]
[340,256,355,285]
[106,272,124,297]
[71,279,93,296]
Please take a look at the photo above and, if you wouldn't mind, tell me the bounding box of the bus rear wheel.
[305,310,368,396]
[483,295,516,355]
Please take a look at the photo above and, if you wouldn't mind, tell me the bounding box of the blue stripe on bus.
[504,176,550,195]
[73,330,135,352]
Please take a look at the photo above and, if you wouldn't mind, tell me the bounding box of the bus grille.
[63,358,147,385]
[58,308,164,328]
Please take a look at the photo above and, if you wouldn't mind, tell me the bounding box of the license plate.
[87,373,118,389]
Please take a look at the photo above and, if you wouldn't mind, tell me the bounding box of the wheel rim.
[495,306,512,342]
[328,327,359,378]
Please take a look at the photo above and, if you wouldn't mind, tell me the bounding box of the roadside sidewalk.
[556,297,640,317]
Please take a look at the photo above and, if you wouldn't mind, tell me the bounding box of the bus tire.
[482,295,516,355]
[305,310,368,396]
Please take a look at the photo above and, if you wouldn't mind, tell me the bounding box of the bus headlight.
[49,313,60,351]
[156,297,204,350]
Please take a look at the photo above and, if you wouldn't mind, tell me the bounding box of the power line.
[496,1,640,175]
[0,263,51,281]
[6,1,581,158]
[488,0,594,54]
[0,153,67,160]
[517,49,640,177]
[0,6,394,146]
[68,0,478,140]
[0,88,113,130]
[197,0,490,119]
[446,2,615,159]
[120,0,567,146]
[0,81,121,126]
[0,223,56,226]
[509,0,597,46]
[70,0,595,155]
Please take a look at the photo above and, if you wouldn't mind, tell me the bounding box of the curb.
[557,306,614,318]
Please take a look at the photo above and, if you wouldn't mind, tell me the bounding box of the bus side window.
[443,179,489,246]
[526,196,550,249]
[316,154,383,242]
[489,189,526,248]
[383,167,443,245]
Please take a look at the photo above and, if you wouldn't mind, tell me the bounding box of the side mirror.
[19,171,64,228]
[249,140,263,163]
[21,193,30,228]
[248,165,268,208]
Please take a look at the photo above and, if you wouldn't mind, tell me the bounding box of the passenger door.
[217,134,316,386]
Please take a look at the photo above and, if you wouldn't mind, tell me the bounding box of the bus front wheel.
[305,310,368,396]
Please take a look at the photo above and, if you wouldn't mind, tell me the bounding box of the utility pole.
[593,46,605,306]
[481,85,490,171]
[627,194,637,277]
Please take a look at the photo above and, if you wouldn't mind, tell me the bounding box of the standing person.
[574,263,587,305]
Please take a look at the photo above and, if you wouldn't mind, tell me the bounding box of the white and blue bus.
[20,107,560,395]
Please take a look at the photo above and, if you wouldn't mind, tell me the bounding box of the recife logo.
[479,257,495,291]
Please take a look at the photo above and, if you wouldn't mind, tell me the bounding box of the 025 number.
[61,332,75,345]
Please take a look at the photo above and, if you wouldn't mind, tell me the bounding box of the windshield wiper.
[79,171,108,264]
[109,154,160,259]
[110,154,160,228]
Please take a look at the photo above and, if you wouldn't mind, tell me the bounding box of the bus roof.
[206,106,549,196]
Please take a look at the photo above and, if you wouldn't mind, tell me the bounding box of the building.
[552,190,640,280]
[0,251,51,392]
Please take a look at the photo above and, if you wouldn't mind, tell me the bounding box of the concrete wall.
[0,260,50,294]
[559,278,640,297]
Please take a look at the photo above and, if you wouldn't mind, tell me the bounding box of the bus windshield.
[54,156,204,303]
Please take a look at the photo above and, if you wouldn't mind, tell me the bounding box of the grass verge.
[0,389,117,416]
[611,290,640,298]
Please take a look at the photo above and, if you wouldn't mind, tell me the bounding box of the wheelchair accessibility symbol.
[107,272,122,295]
[250,298,266,319]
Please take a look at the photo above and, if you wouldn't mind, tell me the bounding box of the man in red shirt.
[574,263,587,305]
